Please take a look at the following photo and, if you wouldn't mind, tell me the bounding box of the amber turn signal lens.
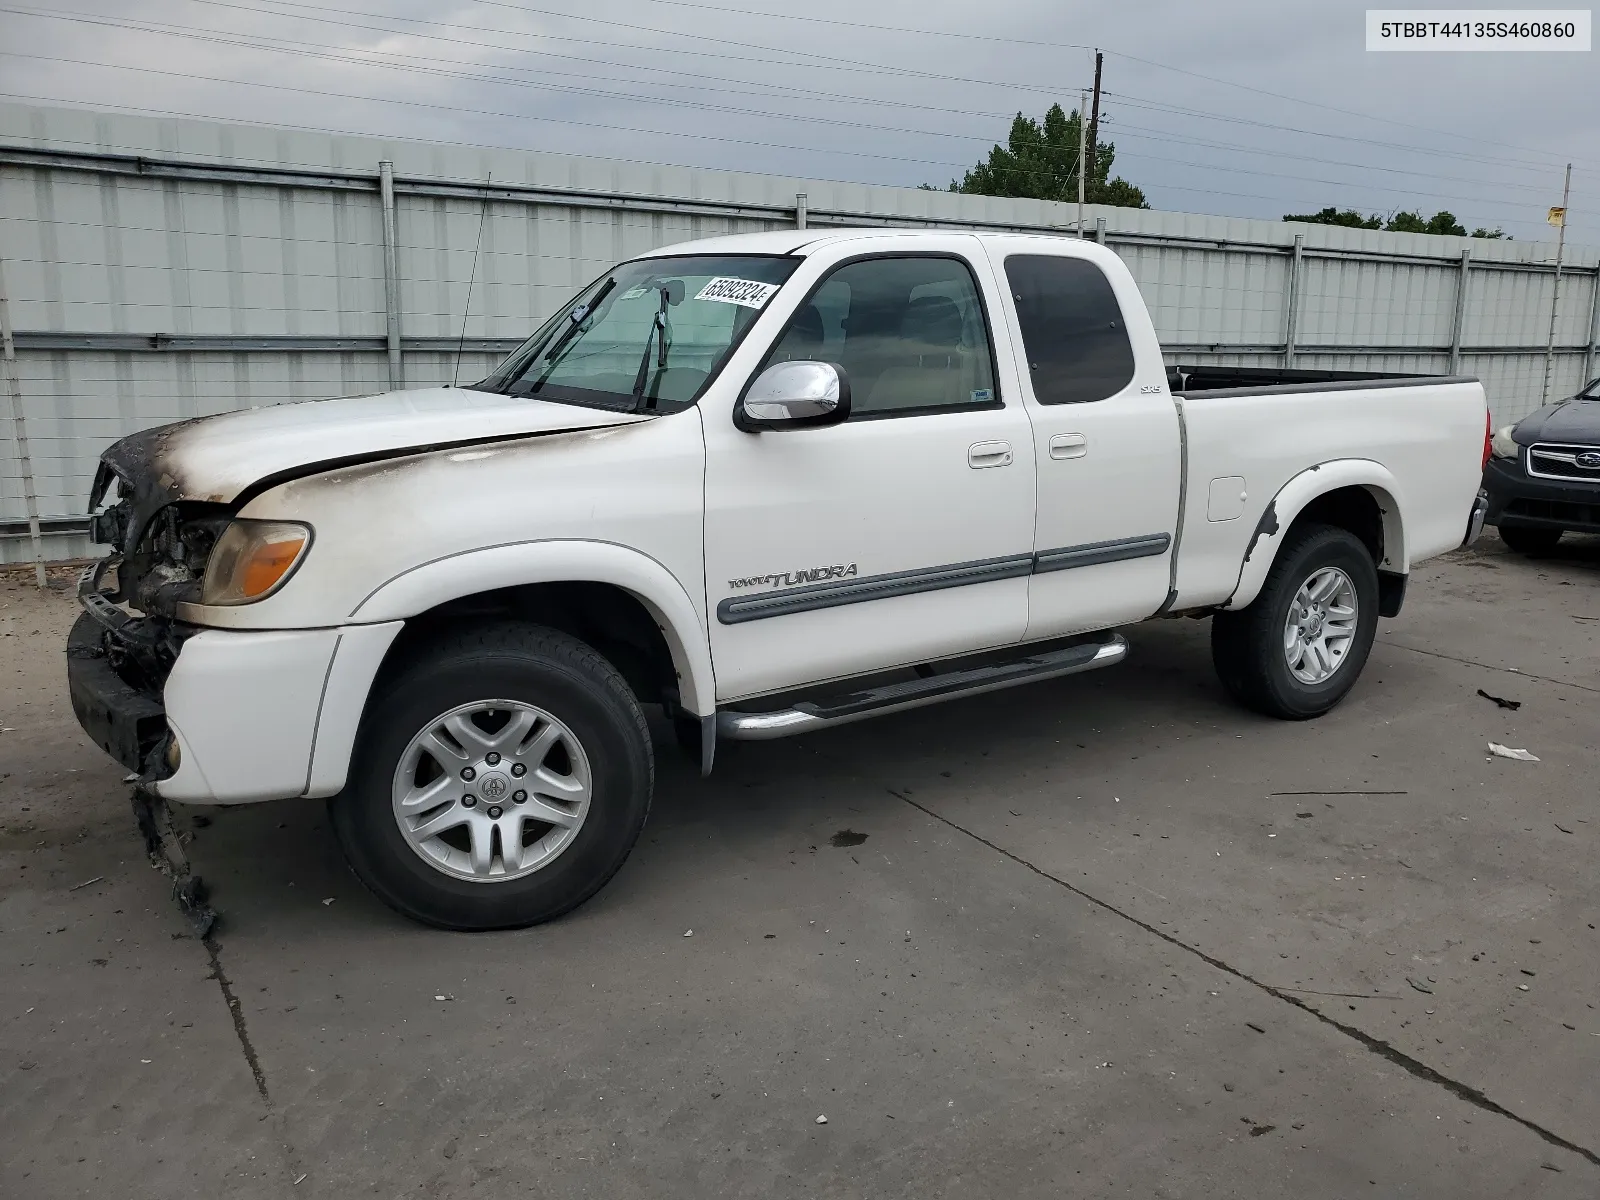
[201,520,312,605]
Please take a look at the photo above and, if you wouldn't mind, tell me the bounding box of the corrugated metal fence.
[4,101,1599,563]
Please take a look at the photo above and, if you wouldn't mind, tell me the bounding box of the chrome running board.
[717,635,1127,741]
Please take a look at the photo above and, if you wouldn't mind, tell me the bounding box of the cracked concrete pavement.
[2,535,1597,1197]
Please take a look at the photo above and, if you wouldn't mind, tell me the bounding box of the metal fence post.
[1094,216,1107,245]
[379,161,404,390]
[1450,247,1472,375]
[1584,264,1600,386]
[795,193,807,230]
[1283,234,1304,368]
[0,257,46,585]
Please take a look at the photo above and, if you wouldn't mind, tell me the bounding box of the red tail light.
[1481,410,1492,470]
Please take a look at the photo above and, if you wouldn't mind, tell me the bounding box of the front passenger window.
[760,256,999,418]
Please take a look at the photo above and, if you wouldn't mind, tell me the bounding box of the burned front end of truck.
[67,439,232,786]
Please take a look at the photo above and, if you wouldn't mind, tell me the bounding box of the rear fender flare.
[1224,460,1406,611]
[349,540,715,717]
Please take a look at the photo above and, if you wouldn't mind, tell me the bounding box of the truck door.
[702,240,1036,702]
[990,247,1182,639]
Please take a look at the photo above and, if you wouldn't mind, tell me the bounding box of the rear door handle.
[1050,433,1088,460]
[968,440,1013,469]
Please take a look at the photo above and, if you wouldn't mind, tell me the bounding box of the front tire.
[1211,523,1379,720]
[331,622,652,931]
[1498,524,1562,556]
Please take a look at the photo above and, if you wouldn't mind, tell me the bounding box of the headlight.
[201,519,311,605]
[1490,425,1520,460]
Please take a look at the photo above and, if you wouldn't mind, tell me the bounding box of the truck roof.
[638,227,1102,260]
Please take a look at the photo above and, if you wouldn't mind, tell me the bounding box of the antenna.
[453,172,493,387]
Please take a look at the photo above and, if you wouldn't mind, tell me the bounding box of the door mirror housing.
[735,361,851,432]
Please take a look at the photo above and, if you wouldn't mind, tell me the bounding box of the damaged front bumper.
[67,561,188,782]
[67,561,378,805]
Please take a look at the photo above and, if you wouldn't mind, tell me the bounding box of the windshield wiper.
[630,286,671,410]
[526,278,616,394]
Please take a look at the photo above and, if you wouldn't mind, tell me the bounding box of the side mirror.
[735,361,851,432]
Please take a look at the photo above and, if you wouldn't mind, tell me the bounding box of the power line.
[97,0,1591,191]
[0,52,1014,173]
[604,0,1594,172]
[0,9,1050,148]
[10,5,1573,219]
[177,0,1599,191]
[5,3,1581,228]
[6,40,1558,228]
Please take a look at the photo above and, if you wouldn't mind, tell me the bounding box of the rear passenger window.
[1004,255,1135,405]
[761,256,999,418]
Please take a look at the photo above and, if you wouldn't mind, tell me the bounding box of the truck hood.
[92,386,653,536]
[1513,396,1600,446]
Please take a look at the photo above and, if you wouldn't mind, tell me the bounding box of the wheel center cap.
[478,773,511,802]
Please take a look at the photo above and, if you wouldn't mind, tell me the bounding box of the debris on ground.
[321,897,335,906]
[1488,743,1539,762]
[815,1114,828,1125]
[131,788,215,937]
[683,930,693,937]
[67,876,103,891]
[1406,978,1434,994]
[1476,688,1522,711]
[434,994,454,1001]
[1268,790,1407,797]
[829,830,868,847]
[1555,823,1574,834]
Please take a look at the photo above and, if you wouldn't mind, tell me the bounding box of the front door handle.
[1050,433,1088,460]
[968,440,1013,469]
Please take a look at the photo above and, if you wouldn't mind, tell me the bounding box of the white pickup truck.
[68,229,1490,930]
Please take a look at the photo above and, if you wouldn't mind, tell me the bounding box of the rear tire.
[330,622,652,931]
[1498,524,1562,556]
[1211,523,1379,720]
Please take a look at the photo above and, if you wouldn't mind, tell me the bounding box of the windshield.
[1582,377,1600,399]
[477,255,800,412]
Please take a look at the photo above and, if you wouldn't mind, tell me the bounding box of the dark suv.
[1483,378,1600,554]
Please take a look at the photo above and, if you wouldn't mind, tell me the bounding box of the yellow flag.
[1547,206,1566,227]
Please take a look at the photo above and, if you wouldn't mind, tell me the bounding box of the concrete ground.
[2,537,1598,1199]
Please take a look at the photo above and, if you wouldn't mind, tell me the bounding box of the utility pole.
[1076,89,1087,238]
[1086,50,1103,196]
[1541,162,1572,406]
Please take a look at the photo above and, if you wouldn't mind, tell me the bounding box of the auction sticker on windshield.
[695,277,781,308]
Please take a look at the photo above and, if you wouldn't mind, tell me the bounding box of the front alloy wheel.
[332,622,653,930]
[393,701,592,882]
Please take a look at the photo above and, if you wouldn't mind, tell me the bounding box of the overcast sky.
[2,0,1596,241]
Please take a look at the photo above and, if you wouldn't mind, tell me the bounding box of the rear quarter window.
[1004,254,1136,405]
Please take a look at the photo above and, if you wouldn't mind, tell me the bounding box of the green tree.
[945,103,1149,208]
[1283,207,1382,229]
[1286,207,1507,239]
[1386,210,1466,236]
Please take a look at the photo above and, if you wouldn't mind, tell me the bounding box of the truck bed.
[1168,364,1473,396]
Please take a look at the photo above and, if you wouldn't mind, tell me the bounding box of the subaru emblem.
[1577,451,1600,469]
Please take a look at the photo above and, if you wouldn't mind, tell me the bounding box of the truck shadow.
[183,616,1250,937]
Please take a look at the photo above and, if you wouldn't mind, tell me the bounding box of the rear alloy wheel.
[1498,524,1563,556]
[332,623,652,930]
[1211,523,1379,720]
